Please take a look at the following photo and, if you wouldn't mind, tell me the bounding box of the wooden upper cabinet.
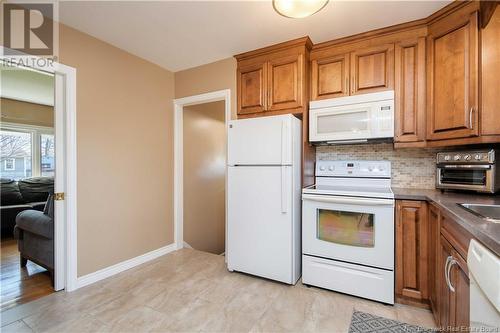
[311,53,349,100]
[396,200,429,303]
[350,44,394,95]
[235,37,311,117]
[427,10,479,141]
[237,62,267,115]
[394,38,426,144]
[267,54,303,111]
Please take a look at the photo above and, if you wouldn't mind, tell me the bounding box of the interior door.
[267,53,303,111]
[53,73,65,291]
[227,115,292,166]
[227,166,293,283]
[237,62,267,115]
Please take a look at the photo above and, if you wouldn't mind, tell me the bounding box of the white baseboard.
[76,243,176,290]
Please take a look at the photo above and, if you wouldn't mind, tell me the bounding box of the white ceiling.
[59,1,450,72]
[0,65,55,106]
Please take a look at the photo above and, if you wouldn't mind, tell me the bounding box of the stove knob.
[464,154,471,161]
[474,154,482,161]
[319,166,326,171]
[368,167,373,172]
[454,155,461,161]
[444,155,451,161]
[328,166,335,171]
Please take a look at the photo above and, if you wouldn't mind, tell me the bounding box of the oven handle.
[302,194,394,206]
[438,164,491,170]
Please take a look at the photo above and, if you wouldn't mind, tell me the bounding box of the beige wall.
[183,101,225,255]
[59,25,175,276]
[1,98,54,127]
[174,58,237,119]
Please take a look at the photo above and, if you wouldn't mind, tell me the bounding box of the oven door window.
[440,168,487,186]
[317,209,375,247]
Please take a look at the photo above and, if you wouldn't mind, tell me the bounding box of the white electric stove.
[302,160,395,304]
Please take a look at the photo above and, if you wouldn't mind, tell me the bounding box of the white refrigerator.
[227,114,302,285]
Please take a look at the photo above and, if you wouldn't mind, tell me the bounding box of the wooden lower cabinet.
[397,200,471,330]
[439,235,470,331]
[395,200,429,304]
[428,203,440,324]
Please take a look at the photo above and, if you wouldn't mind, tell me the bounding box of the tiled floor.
[1,249,436,332]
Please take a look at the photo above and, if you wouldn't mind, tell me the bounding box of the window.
[4,158,15,170]
[0,124,54,180]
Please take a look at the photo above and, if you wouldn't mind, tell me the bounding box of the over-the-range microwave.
[309,91,394,144]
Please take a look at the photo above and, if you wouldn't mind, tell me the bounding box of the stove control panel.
[316,160,391,178]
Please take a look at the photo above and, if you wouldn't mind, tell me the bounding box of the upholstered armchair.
[14,194,55,282]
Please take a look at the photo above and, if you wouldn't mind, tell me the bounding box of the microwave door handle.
[302,194,394,206]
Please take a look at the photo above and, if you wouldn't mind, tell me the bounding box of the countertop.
[392,188,500,257]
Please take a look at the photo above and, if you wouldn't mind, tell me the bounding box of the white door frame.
[173,89,231,251]
[1,50,79,292]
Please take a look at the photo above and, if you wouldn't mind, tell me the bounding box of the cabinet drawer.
[441,214,472,260]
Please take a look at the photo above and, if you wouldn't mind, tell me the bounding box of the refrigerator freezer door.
[228,115,293,166]
[227,165,293,283]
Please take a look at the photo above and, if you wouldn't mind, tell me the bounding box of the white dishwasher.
[467,239,500,329]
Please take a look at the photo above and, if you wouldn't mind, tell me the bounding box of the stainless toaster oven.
[436,149,499,193]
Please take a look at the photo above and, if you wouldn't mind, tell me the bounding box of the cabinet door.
[267,54,304,111]
[394,38,426,144]
[439,235,471,330]
[427,11,479,140]
[396,200,428,301]
[428,203,440,325]
[450,252,470,330]
[237,62,267,115]
[350,44,394,95]
[439,235,454,329]
[311,53,349,100]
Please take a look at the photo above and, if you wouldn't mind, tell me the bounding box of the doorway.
[173,89,230,255]
[183,101,226,254]
[0,52,78,307]
[0,65,56,310]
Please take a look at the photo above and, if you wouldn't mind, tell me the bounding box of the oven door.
[437,165,494,192]
[302,194,394,270]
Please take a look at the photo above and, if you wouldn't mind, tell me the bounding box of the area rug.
[349,310,434,333]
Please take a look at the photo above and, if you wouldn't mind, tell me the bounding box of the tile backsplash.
[316,143,439,189]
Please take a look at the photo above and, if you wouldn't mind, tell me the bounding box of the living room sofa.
[1,177,54,237]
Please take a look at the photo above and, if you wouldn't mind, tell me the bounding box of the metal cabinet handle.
[445,256,457,293]
[444,256,452,291]
[469,107,474,129]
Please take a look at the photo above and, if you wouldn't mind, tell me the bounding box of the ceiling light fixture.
[273,0,329,19]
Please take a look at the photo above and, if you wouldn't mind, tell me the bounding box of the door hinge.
[54,192,65,201]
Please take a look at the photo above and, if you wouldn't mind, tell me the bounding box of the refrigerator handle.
[281,120,288,165]
[281,166,287,214]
